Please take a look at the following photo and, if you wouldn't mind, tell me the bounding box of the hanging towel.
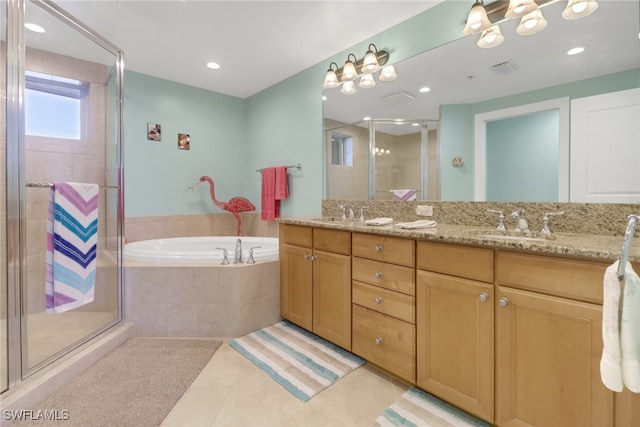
[600,260,624,392]
[275,166,289,200]
[364,217,393,226]
[261,167,278,221]
[45,182,99,314]
[621,261,640,392]
[391,189,416,201]
[395,220,437,229]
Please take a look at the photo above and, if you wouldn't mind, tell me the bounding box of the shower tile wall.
[24,47,115,316]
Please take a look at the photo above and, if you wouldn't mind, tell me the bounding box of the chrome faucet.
[247,246,261,264]
[540,211,564,238]
[358,206,369,225]
[339,205,355,223]
[510,209,529,233]
[216,247,230,265]
[487,209,506,233]
[234,238,243,264]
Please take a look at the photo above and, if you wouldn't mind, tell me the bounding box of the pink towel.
[261,167,278,221]
[275,166,289,200]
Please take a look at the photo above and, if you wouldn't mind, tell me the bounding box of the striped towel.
[392,189,417,201]
[45,182,99,314]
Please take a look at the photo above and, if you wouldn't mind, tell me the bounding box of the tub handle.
[216,247,230,265]
[247,246,261,264]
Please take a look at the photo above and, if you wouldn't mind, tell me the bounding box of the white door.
[570,88,640,203]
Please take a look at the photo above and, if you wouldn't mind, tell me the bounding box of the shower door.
[2,0,124,381]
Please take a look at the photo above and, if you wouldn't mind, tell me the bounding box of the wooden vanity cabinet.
[279,224,352,349]
[351,233,416,382]
[495,251,613,427]
[416,241,495,423]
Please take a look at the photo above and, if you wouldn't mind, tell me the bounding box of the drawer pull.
[498,297,510,307]
[479,292,489,302]
[375,271,383,279]
[304,254,310,260]
[375,245,383,252]
[374,297,383,304]
[375,337,384,345]
[310,255,317,261]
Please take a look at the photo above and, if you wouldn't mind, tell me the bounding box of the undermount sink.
[310,217,344,223]
[478,234,548,242]
[473,229,555,242]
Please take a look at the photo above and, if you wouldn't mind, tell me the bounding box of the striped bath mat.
[229,320,364,402]
[372,387,491,427]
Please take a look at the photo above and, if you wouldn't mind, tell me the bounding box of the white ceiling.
[42,0,444,99]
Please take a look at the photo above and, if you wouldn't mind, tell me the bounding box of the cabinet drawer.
[352,304,416,382]
[495,251,607,304]
[314,228,351,255]
[353,281,415,324]
[352,257,415,295]
[352,233,415,267]
[417,241,494,283]
[280,224,312,247]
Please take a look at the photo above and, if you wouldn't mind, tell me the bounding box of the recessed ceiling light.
[567,46,585,56]
[363,116,371,121]
[25,23,45,33]
[206,62,220,70]
[419,86,431,93]
[322,95,326,101]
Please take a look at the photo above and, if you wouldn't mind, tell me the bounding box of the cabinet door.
[416,271,494,423]
[313,249,352,350]
[615,390,640,427]
[280,243,313,330]
[495,286,613,427]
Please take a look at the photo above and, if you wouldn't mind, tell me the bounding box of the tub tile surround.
[124,260,281,338]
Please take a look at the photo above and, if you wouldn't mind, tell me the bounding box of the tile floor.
[160,341,410,427]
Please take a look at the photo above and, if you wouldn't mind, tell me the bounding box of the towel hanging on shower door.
[45,182,98,314]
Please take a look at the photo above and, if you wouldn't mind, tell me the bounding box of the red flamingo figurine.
[192,176,256,236]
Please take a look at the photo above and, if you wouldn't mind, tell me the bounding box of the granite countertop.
[279,216,640,265]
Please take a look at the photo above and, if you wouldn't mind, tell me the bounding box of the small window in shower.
[25,70,88,140]
[331,132,353,166]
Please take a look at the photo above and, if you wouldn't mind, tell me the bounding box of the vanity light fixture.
[464,0,599,48]
[322,43,394,94]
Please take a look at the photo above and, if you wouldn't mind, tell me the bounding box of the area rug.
[372,387,491,427]
[229,320,364,402]
[9,338,222,427]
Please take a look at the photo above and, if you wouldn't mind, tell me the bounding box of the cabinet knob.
[498,297,510,307]
[375,271,383,279]
[310,255,317,261]
[479,292,489,302]
[304,254,310,260]
[374,297,383,304]
[375,337,384,345]
[375,245,383,252]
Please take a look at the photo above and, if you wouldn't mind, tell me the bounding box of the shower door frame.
[4,0,125,387]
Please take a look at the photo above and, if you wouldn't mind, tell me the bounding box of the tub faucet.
[234,238,243,264]
[510,209,529,233]
[216,247,230,265]
[247,246,261,264]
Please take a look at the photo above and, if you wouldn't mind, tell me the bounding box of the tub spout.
[234,238,243,264]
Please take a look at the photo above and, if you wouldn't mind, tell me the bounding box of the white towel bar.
[618,214,640,281]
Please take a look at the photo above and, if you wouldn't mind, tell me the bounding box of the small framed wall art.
[178,133,190,150]
[147,123,161,141]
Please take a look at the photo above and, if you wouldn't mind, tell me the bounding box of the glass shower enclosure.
[2,0,124,393]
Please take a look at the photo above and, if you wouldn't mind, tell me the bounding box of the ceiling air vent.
[490,60,519,74]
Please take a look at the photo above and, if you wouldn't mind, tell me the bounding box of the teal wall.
[124,71,246,216]
[124,0,469,217]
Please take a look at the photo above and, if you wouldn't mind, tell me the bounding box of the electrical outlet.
[416,205,433,216]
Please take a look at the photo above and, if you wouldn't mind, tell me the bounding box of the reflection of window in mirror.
[25,70,88,140]
[331,132,353,166]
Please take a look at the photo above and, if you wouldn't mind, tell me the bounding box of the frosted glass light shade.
[379,65,397,82]
[477,25,504,48]
[340,80,357,94]
[362,50,381,73]
[323,69,339,88]
[359,73,376,88]
[341,60,357,81]
[517,9,547,35]
[562,0,599,20]
[505,0,538,19]
[463,0,492,35]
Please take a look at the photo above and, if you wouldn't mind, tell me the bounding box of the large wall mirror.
[323,0,640,203]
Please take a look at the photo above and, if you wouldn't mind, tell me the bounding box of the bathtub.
[124,236,279,265]
[123,236,282,338]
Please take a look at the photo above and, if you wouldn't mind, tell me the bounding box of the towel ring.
[618,215,639,281]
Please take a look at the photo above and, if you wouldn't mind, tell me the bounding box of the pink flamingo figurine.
[191,176,256,236]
